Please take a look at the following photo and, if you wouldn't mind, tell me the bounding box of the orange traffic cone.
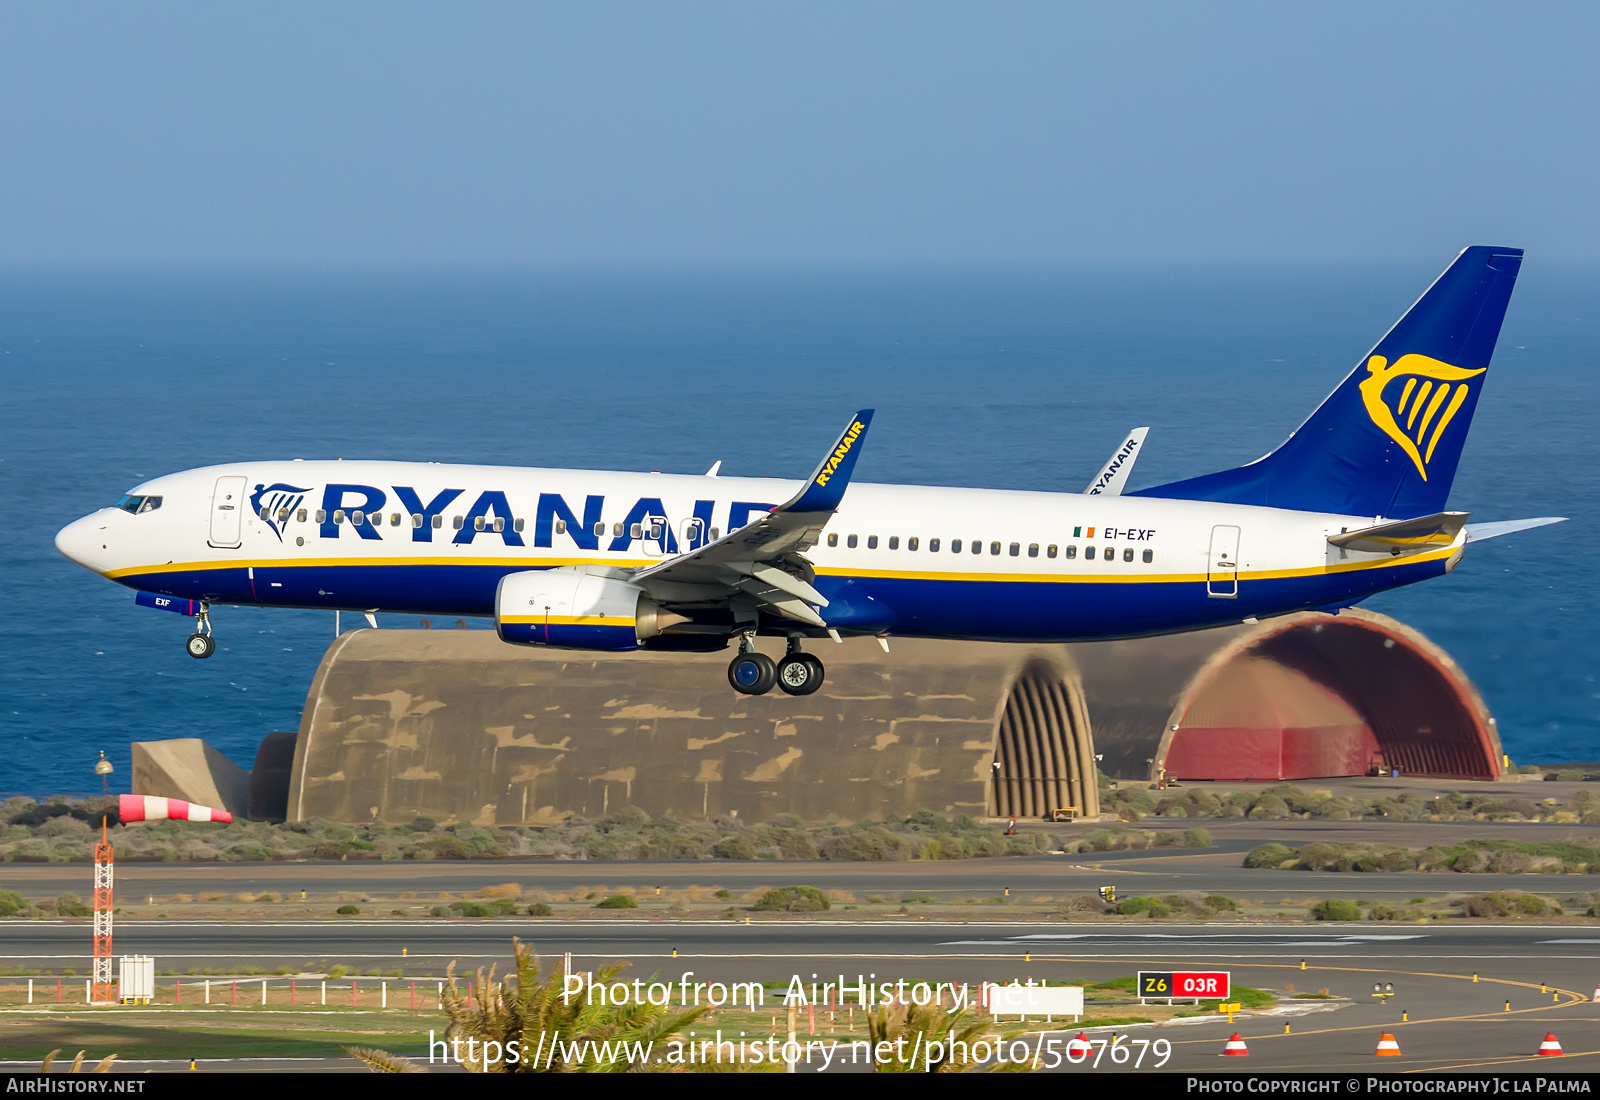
[1067,1033,1092,1060]
[1374,1032,1402,1056]
[1538,1033,1563,1057]
[1223,1033,1249,1056]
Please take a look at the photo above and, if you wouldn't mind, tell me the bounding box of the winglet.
[1085,427,1149,496]
[781,409,874,513]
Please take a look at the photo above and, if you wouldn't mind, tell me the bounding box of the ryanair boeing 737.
[55,247,1562,697]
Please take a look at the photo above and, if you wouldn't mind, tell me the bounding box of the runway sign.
[1138,971,1230,999]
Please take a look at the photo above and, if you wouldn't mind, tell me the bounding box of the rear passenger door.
[1207,525,1239,598]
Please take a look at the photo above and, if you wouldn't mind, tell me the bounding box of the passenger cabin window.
[316,509,328,524]
[1123,547,1134,562]
[847,534,858,548]
[555,519,567,534]
[1082,545,1093,560]
[1009,542,1020,557]
[411,513,423,528]
[630,523,643,539]
[929,538,939,552]
[473,516,485,531]
[333,509,346,524]
[432,515,443,529]
[867,535,878,549]
[971,540,982,555]
[352,510,365,526]
[709,528,719,540]
[908,536,919,551]
[390,513,401,526]
[950,539,961,553]
[452,516,463,530]
[1046,544,1057,558]
[594,521,606,537]
[493,518,505,533]
[1028,543,1038,557]
[1143,549,1154,563]
[297,508,307,523]
[989,541,1000,555]
[828,533,838,547]
[613,522,624,537]
[888,536,899,550]
[1065,544,1076,559]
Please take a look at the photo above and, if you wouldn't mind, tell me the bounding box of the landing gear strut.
[185,602,215,659]
[727,635,825,696]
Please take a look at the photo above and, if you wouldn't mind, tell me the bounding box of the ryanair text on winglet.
[814,421,866,488]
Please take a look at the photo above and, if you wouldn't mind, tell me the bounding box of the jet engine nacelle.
[495,567,680,650]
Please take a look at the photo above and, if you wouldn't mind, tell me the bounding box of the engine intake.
[495,568,682,650]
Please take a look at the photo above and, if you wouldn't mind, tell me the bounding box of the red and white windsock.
[119,794,232,824]
[1538,1033,1564,1057]
[1223,1032,1249,1056]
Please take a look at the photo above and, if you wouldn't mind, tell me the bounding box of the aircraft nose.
[55,514,109,571]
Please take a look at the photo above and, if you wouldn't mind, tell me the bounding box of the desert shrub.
[712,834,757,860]
[335,904,360,915]
[55,893,91,917]
[1248,794,1290,819]
[488,898,520,917]
[595,895,638,910]
[753,886,830,913]
[1183,828,1212,848]
[1309,899,1361,921]
[0,890,25,917]
[1055,895,1106,917]
[1115,896,1173,918]
[1244,843,1294,868]
[527,903,554,917]
[451,901,492,917]
[1202,894,1237,913]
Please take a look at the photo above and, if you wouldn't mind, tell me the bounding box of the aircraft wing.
[630,410,873,628]
[1085,427,1148,496]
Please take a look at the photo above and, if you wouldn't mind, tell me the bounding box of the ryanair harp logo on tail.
[1358,354,1485,480]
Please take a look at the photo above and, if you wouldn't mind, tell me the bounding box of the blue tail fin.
[1131,246,1523,518]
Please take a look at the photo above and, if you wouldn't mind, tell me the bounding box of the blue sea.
[2,262,1596,795]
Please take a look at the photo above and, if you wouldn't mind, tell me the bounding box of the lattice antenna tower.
[92,751,114,1004]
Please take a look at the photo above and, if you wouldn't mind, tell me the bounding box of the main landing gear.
[727,635,824,697]
[185,603,215,660]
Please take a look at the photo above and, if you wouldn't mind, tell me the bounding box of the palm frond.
[344,1045,427,1073]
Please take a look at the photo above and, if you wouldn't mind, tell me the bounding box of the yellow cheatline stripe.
[499,615,635,627]
[105,555,655,579]
[104,545,1455,587]
[817,546,1455,585]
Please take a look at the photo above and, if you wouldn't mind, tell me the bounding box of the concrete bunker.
[1070,609,1501,783]
[282,631,1101,826]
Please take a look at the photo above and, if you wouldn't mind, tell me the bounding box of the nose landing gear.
[185,603,215,659]
[727,635,825,696]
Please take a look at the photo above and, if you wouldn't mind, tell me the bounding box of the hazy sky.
[2,3,1597,264]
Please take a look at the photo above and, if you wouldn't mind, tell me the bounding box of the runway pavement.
[6,845,1597,904]
[3,920,1598,1072]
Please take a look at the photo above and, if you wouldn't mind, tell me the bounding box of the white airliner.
[55,247,1562,696]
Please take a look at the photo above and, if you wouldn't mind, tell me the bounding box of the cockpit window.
[115,494,162,514]
[139,496,162,513]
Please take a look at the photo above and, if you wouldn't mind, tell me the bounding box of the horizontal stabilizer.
[1085,427,1148,496]
[1328,511,1468,554]
[1465,516,1568,543]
